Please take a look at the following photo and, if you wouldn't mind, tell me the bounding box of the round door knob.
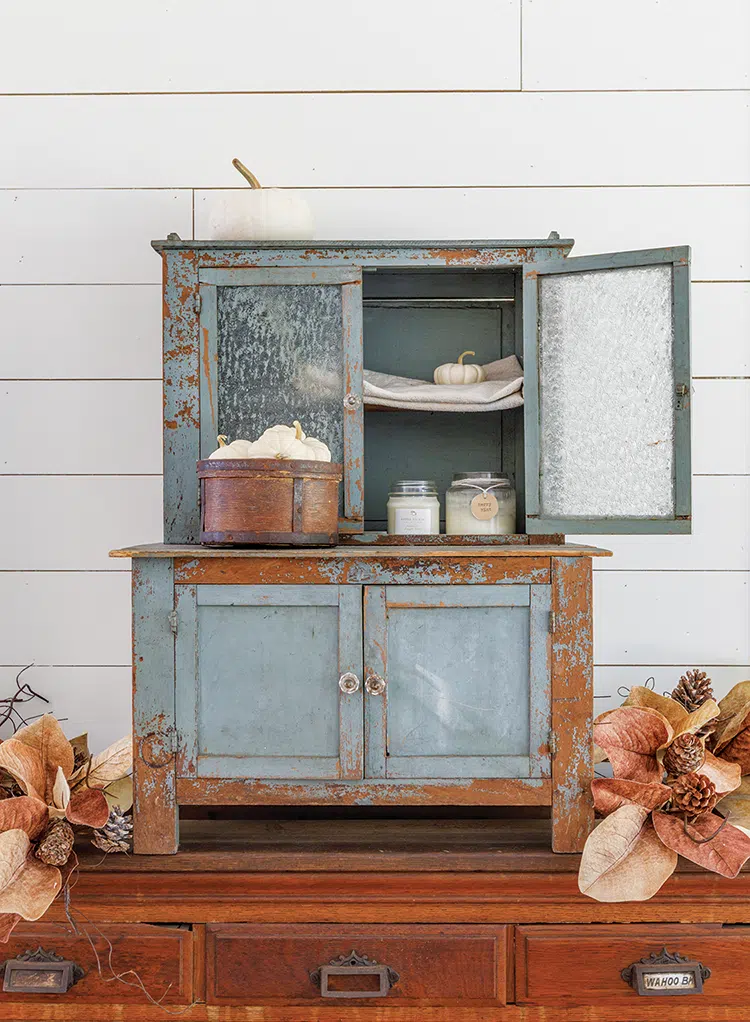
[338,672,361,694]
[365,673,386,696]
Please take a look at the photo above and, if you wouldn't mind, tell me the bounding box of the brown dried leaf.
[700,751,742,796]
[83,736,132,790]
[0,740,45,802]
[592,778,672,816]
[624,686,689,732]
[12,715,74,801]
[653,810,750,878]
[717,776,750,831]
[578,805,677,902]
[51,766,70,811]
[103,776,133,813]
[66,787,110,829]
[0,913,21,943]
[0,796,49,842]
[593,706,672,783]
[712,681,750,749]
[0,828,62,919]
[674,700,721,740]
[716,729,750,774]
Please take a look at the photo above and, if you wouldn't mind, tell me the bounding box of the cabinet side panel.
[551,556,594,852]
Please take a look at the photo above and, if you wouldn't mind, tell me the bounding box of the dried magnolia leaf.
[66,787,110,829]
[653,810,750,878]
[713,682,750,748]
[0,857,61,921]
[624,686,689,732]
[103,775,133,813]
[700,750,742,796]
[0,830,33,894]
[13,715,74,800]
[0,796,49,842]
[592,778,671,816]
[674,700,720,740]
[69,733,89,764]
[716,729,750,775]
[593,707,672,783]
[0,740,45,802]
[718,776,750,831]
[578,805,677,902]
[52,766,70,811]
[0,913,21,943]
[84,736,132,789]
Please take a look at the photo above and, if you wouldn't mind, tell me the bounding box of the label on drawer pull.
[622,949,710,997]
[643,971,696,992]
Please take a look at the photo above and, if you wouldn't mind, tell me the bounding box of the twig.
[682,810,730,844]
[0,664,50,733]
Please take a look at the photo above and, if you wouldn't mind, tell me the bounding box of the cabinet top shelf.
[152,237,575,253]
[110,543,611,559]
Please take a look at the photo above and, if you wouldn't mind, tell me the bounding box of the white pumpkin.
[247,421,332,462]
[206,159,314,242]
[208,435,256,459]
[433,350,487,385]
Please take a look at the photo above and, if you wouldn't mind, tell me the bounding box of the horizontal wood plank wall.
[0,1,747,749]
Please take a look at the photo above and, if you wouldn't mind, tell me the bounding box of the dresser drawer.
[207,923,510,1005]
[0,923,193,1004]
[516,924,750,1006]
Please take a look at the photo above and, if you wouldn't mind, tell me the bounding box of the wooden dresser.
[3,820,749,1020]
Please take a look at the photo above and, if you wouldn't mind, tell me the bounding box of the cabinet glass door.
[174,584,363,779]
[198,267,364,530]
[363,585,551,779]
[523,247,691,534]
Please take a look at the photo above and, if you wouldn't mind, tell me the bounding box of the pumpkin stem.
[293,420,303,441]
[457,350,475,365]
[217,435,229,447]
[232,158,262,189]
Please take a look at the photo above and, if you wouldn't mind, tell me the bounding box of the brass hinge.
[168,610,178,636]
[549,610,556,634]
[194,293,202,315]
[548,730,558,758]
[675,383,689,409]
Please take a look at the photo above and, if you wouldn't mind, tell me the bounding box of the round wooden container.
[197,459,342,546]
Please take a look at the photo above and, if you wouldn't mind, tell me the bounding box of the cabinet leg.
[551,556,594,853]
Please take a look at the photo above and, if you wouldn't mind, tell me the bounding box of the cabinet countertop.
[110,543,612,559]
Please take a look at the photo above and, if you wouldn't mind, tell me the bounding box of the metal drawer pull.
[365,672,386,696]
[338,672,361,694]
[622,948,710,996]
[2,947,85,994]
[311,950,399,999]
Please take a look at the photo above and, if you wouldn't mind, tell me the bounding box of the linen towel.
[363,355,524,412]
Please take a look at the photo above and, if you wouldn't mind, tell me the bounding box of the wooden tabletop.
[111,543,612,559]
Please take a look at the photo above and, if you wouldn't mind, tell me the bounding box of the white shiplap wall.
[1,0,748,748]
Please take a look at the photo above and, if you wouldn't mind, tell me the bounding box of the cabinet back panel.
[386,605,531,759]
[197,604,341,758]
[215,284,344,462]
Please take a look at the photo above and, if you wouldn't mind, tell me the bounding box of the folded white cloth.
[363,355,524,412]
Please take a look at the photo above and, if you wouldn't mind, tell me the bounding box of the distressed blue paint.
[364,585,387,779]
[528,584,552,779]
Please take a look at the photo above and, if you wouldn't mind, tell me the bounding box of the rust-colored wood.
[198,459,342,547]
[110,543,612,559]
[172,556,552,586]
[175,778,551,807]
[516,924,750,1006]
[550,556,594,853]
[0,922,193,1004]
[206,924,510,1006]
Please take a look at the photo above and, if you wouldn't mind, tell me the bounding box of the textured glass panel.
[217,285,343,461]
[539,264,675,518]
[386,606,530,757]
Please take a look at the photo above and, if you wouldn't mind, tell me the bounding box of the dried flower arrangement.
[579,671,750,902]
[0,711,132,941]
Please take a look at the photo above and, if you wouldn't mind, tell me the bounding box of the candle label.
[471,492,499,520]
[394,508,434,535]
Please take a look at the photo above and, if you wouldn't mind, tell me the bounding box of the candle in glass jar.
[445,473,516,535]
[387,480,440,535]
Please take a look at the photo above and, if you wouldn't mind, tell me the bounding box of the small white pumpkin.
[206,159,314,242]
[247,421,332,462]
[208,435,256,459]
[433,350,487,385]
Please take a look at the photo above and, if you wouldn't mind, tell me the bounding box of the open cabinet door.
[523,247,691,534]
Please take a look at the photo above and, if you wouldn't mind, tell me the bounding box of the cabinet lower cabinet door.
[364,584,551,779]
[206,924,510,1005]
[175,584,363,780]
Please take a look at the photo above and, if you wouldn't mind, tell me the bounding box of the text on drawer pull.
[622,948,711,997]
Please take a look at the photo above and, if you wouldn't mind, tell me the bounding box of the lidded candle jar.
[387,480,440,535]
[445,472,516,535]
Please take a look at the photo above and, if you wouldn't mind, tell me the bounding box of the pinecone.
[663,733,705,777]
[672,669,714,712]
[91,807,133,854]
[669,772,719,818]
[36,818,74,866]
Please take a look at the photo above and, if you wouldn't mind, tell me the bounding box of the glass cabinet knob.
[338,672,361,694]
[365,673,387,696]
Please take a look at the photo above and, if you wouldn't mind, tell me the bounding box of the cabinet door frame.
[522,245,691,535]
[363,584,551,780]
[174,583,363,780]
[198,266,364,530]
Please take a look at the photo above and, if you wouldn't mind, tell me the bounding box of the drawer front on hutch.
[198,267,364,532]
[174,584,363,779]
[364,584,551,779]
